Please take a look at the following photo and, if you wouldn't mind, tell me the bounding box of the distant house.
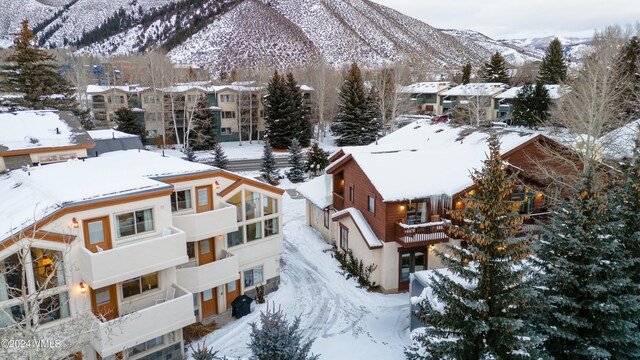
[0,111,94,171]
[495,84,570,122]
[86,85,149,128]
[441,83,509,123]
[397,82,453,115]
[87,129,144,157]
[305,121,569,293]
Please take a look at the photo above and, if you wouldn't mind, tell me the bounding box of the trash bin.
[231,294,254,319]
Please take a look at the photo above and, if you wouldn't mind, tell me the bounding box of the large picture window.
[263,196,277,216]
[227,227,243,248]
[264,218,279,237]
[246,222,262,242]
[116,209,154,238]
[122,273,159,299]
[244,266,263,288]
[244,191,261,220]
[171,190,192,212]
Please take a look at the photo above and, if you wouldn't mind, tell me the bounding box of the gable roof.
[0,111,94,156]
[442,83,509,97]
[86,85,149,94]
[297,174,332,209]
[327,121,540,202]
[495,84,570,100]
[398,82,452,94]
[332,208,383,249]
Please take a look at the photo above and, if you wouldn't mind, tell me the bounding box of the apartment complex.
[0,146,284,359]
[87,82,314,144]
[299,121,566,293]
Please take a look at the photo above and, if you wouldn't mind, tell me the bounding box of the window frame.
[243,266,264,288]
[114,208,155,239]
[367,195,375,214]
[170,189,192,212]
[349,185,354,203]
[323,209,330,229]
[339,224,348,251]
[121,272,159,300]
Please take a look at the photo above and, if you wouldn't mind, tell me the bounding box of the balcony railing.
[90,283,195,358]
[78,226,188,289]
[517,211,551,236]
[396,220,450,248]
[176,250,240,293]
[92,102,106,109]
[172,202,238,242]
[333,193,344,210]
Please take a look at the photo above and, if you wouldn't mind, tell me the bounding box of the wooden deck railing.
[395,220,450,248]
[333,193,344,210]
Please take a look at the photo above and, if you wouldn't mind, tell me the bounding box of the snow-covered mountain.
[500,36,593,63]
[1,0,547,71]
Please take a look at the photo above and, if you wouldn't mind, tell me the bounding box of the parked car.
[431,114,449,122]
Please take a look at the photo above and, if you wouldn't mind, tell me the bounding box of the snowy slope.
[442,29,544,66]
[500,35,593,63]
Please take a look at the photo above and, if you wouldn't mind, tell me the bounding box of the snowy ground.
[147,134,340,161]
[193,175,411,359]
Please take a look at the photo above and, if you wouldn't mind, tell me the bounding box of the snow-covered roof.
[160,84,214,93]
[0,150,218,243]
[88,129,139,140]
[442,83,509,97]
[398,82,452,94]
[495,84,570,100]
[299,85,314,92]
[0,111,93,154]
[327,121,538,202]
[297,174,333,209]
[599,119,640,160]
[332,208,383,248]
[86,85,149,94]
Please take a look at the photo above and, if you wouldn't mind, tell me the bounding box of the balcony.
[92,102,106,109]
[396,221,450,248]
[176,250,240,293]
[78,226,188,289]
[442,100,456,109]
[90,283,195,357]
[333,193,344,211]
[172,202,238,242]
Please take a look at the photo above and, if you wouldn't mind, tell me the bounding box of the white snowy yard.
[198,177,410,359]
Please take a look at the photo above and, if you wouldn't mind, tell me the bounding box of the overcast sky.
[371,0,640,39]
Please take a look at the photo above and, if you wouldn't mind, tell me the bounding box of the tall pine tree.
[264,70,291,149]
[188,96,216,151]
[534,171,640,359]
[114,107,145,138]
[212,142,229,170]
[260,140,280,185]
[0,20,88,124]
[332,62,381,146]
[618,36,640,118]
[407,135,540,359]
[538,38,568,85]
[305,142,329,177]
[285,72,312,147]
[481,52,510,85]
[512,81,551,128]
[286,138,305,183]
[461,63,472,84]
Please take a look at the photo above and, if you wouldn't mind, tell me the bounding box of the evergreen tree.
[212,142,229,170]
[286,138,305,183]
[189,96,216,151]
[1,20,90,126]
[305,142,329,177]
[332,62,381,146]
[481,52,510,84]
[512,81,551,128]
[260,140,280,185]
[248,305,319,360]
[461,63,472,84]
[285,72,312,147]
[618,36,640,117]
[184,147,196,162]
[534,171,640,359]
[114,107,145,138]
[264,71,293,149]
[406,135,540,360]
[538,38,568,85]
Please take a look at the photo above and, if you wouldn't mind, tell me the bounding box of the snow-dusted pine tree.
[538,38,568,85]
[114,107,145,138]
[512,81,550,128]
[305,142,329,177]
[248,305,319,360]
[184,147,196,162]
[534,171,640,359]
[260,140,279,185]
[188,96,216,151]
[332,62,381,146]
[212,142,229,170]
[285,72,312,147]
[481,52,510,84]
[264,71,293,149]
[286,138,305,183]
[406,135,541,359]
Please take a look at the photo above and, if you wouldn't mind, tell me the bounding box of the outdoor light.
[214,180,221,189]
[79,282,86,294]
[400,205,405,210]
[70,217,79,229]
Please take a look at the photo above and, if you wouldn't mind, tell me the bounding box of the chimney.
[56,127,60,134]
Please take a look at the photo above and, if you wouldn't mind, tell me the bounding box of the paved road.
[204,156,292,171]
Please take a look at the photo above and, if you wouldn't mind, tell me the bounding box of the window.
[323,209,330,229]
[143,95,158,104]
[203,289,213,301]
[121,273,159,299]
[39,155,58,163]
[244,266,263,288]
[263,195,277,216]
[244,190,261,220]
[58,154,75,161]
[109,96,124,104]
[264,218,279,237]
[227,280,237,292]
[38,292,70,324]
[220,94,235,103]
[135,342,181,360]
[406,201,428,225]
[192,293,200,318]
[87,221,105,244]
[31,249,66,290]
[186,242,196,260]
[187,94,199,103]
[116,209,153,238]
[227,227,243,247]
[349,186,354,202]
[222,111,236,119]
[228,192,243,222]
[146,112,158,122]
[340,225,348,251]
[221,128,232,135]
[128,336,164,357]
[171,190,192,212]
[367,196,375,214]
[246,222,262,242]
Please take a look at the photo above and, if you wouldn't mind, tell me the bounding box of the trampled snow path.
[198,190,410,359]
